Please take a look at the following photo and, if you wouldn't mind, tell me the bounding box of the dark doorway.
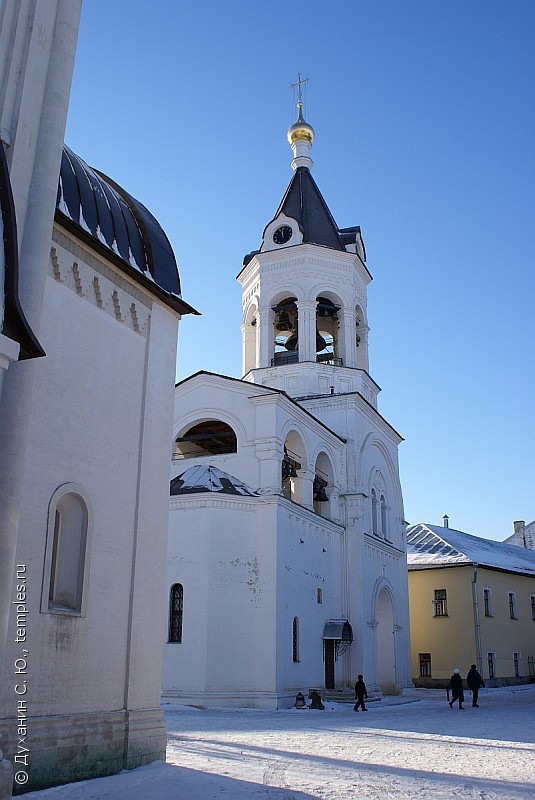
[324,640,335,689]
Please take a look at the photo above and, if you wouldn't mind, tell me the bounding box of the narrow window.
[48,493,88,613]
[531,595,535,621]
[487,652,495,679]
[168,583,183,643]
[371,489,378,535]
[419,653,432,677]
[513,652,521,678]
[433,589,448,617]
[483,588,492,617]
[380,495,387,538]
[316,588,323,604]
[292,617,300,662]
[508,591,517,620]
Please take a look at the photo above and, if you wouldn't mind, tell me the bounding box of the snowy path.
[27,686,535,799]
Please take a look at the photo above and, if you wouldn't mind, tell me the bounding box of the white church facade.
[0,2,196,793]
[162,99,412,709]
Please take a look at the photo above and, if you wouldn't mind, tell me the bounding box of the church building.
[162,94,412,708]
[0,2,196,793]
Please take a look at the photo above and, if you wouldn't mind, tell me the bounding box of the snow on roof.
[407,523,535,576]
[170,465,258,497]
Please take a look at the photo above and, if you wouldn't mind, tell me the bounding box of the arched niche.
[272,295,298,367]
[281,429,306,503]
[313,451,334,518]
[315,293,342,365]
[174,419,237,460]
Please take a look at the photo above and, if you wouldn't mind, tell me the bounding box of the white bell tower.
[238,86,380,408]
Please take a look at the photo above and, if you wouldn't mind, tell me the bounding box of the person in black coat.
[448,668,464,709]
[466,664,485,707]
[354,674,368,711]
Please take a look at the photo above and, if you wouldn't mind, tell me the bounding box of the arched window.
[174,420,237,459]
[169,584,184,643]
[292,617,300,662]
[380,495,387,538]
[371,489,378,535]
[46,490,89,613]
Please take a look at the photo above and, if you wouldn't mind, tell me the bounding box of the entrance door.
[324,640,335,689]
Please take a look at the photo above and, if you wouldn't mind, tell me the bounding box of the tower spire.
[287,73,314,171]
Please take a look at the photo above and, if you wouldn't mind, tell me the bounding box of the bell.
[289,464,298,478]
[275,311,291,331]
[315,326,327,353]
[285,330,298,351]
[314,486,329,503]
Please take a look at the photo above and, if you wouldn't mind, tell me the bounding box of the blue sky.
[65,0,534,541]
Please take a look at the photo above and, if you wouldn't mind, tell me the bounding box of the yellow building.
[407,523,535,687]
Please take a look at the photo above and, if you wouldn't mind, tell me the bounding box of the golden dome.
[287,104,314,145]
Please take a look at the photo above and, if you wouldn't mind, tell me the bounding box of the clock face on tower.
[272,225,293,245]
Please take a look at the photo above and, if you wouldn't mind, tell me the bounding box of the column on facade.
[241,318,258,375]
[296,300,317,363]
[340,493,367,688]
[257,307,272,369]
[338,307,358,368]
[292,465,314,509]
[357,324,370,371]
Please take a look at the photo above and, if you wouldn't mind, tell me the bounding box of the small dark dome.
[56,146,194,309]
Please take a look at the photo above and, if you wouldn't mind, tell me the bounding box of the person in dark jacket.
[448,668,464,709]
[354,674,368,711]
[466,664,485,707]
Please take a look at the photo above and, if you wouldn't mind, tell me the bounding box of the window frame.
[530,594,535,622]
[292,616,300,662]
[508,591,517,620]
[487,651,495,679]
[513,651,521,678]
[418,652,432,677]
[41,483,92,617]
[433,588,448,617]
[168,583,184,643]
[483,587,492,617]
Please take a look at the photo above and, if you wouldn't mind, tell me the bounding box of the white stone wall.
[0,230,179,787]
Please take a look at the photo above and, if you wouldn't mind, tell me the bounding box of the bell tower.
[238,84,380,408]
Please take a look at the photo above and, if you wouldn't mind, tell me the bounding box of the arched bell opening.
[313,452,333,519]
[174,420,237,460]
[281,431,304,502]
[316,296,341,366]
[272,297,298,367]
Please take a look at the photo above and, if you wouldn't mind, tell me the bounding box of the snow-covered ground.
[27,685,535,799]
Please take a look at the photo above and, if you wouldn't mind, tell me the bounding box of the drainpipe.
[472,563,483,672]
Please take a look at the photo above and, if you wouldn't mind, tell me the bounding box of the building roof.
[242,167,361,268]
[406,523,535,576]
[274,167,354,251]
[170,464,258,497]
[56,145,198,315]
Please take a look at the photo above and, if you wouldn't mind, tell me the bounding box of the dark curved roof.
[56,146,198,314]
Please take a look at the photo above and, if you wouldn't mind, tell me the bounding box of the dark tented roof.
[170,465,258,497]
[242,167,361,268]
[56,146,198,314]
[275,167,348,251]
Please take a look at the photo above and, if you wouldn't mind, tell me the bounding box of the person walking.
[448,668,464,709]
[354,674,368,711]
[466,664,485,707]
